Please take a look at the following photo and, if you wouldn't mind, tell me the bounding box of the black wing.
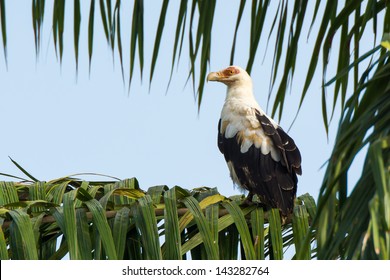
[217,111,302,216]
[256,112,302,176]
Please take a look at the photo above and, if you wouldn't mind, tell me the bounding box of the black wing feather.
[217,111,302,216]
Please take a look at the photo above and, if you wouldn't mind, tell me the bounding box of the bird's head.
[207,66,251,86]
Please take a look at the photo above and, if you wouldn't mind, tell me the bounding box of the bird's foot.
[241,193,254,206]
[241,193,268,212]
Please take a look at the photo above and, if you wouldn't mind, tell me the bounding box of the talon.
[241,192,254,206]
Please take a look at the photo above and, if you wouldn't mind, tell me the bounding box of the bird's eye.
[223,68,238,76]
[225,69,235,75]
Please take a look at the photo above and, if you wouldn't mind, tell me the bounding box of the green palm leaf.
[315,49,390,260]
[112,206,130,260]
[150,0,169,86]
[250,208,265,259]
[62,191,79,259]
[0,220,8,259]
[0,176,316,259]
[88,0,95,72]
[0,0,6,66]
[133,195,161,260]
[268,208,283,260]
[162,187,182,260]
[8,209,38,260]
[222,200,255,260]
[75,208,93,260]
[292,205,310,259]
[81,191,118,260]
[182,195,220,259]
[73,0,81,74]
[0,182,19,205]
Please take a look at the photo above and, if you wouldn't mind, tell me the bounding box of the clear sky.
[0,1,375,201]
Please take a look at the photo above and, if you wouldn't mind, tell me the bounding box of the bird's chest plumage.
[219,99,280,161]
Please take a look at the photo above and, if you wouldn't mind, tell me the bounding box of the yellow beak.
[206,71,222,82]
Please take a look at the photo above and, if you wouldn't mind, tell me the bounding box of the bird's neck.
[225,81,257,105]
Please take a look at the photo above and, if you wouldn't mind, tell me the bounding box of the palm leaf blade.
[222,200,256,260]
[8,209,38,260]
[162,187,182,260]
[268,208,283,259]
[113,206,130,260]
[133,195,161,260]
[75,208,93,260]
[251,208,265,259]
[150,0,169,85]
[182,196,219,259]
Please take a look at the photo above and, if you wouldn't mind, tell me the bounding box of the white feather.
[261,140,271,155]
[255,128,266,138]
[225,123,239,138]
[270,147,281,161]
[253,136,262,149]
[240,138,253,153]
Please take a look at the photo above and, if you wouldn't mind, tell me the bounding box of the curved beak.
[207,71,222,82]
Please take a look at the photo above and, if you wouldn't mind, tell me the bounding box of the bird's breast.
[220,102,281,161]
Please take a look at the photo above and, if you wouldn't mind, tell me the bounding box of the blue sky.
[0,1,375,201]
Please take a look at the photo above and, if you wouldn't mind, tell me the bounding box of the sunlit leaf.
[381,33,390,50]
[0,181,19,205]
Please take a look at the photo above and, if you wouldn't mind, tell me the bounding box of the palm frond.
[52,0,65,63]
[0,0,7,67]
[315,48,390,260]
[150,0,169,86]
[1,1,388,122]
[129,0,144,86]
[0,176,315,260]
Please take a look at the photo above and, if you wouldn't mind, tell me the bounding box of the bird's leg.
[242,192,254,205]
[242,193,269,213]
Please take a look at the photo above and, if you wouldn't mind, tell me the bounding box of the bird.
[207,66,302,217]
